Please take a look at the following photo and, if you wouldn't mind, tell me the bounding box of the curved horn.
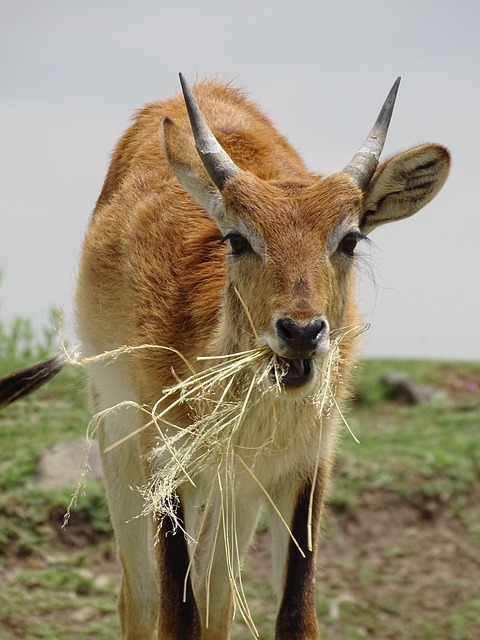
[343,77,401,190]
[179,73,240,190]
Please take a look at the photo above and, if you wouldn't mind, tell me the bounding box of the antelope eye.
[338,231,363,257]
[223,233,253,256]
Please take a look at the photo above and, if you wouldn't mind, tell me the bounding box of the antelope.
[0,74,450,639]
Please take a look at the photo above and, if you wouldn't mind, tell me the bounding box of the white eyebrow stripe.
[227,218,266,257]
[327,218,360,255]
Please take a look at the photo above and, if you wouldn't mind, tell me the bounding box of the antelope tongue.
[276,357,313,388]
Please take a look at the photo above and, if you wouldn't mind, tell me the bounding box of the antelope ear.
[360,144,451,234]
[159,117,226,225]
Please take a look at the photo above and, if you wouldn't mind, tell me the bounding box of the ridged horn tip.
[344,77,401,190]
[179,72,240,189]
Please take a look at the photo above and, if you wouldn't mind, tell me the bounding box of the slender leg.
[269,471,328,640]
[191,478,263,639]
[156,497,202,640]
[91,371,158,640]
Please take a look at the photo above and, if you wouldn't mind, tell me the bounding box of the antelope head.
[160,75,450,390]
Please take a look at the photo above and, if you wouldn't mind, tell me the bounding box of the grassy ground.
[0,343,479,638]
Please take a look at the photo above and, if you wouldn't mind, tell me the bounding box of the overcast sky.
[1,1,478,359]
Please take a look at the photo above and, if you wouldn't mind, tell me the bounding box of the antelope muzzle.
[273,316,330,388]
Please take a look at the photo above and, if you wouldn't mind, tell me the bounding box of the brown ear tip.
[430,144,452,174]
[160,117,179,141]
[438,144,451,163]
[158,117,179,156]
[427,143,450,158]
[416,143,451,170]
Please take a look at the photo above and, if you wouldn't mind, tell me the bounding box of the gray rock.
[381,372,444,406]
[36,438,103,490]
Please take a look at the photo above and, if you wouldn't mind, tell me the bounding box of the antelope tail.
[0,354,67,409]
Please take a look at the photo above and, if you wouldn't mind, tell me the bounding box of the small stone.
[36,438,103,490]
[381,372,441,406]
[71,607,98,623]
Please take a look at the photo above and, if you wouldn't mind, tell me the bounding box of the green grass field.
[0,317,479,639]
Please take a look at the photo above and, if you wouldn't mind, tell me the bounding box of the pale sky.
[1,1,479,359]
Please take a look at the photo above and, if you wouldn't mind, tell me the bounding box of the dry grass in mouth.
[63,323,366,636]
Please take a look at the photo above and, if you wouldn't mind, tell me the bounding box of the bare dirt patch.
[3,487,478,639]
[236,488,480,638]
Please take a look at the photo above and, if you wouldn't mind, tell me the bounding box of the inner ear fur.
[360,143,451,234]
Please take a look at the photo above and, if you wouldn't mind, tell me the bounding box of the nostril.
[276,316,329,353]
[311,320,327,344]
[276,318,295,342]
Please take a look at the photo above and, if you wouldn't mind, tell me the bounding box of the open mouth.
[271,357,314,388]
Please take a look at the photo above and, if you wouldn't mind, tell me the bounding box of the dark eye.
[338,231,364,257]
[222,233,253,256]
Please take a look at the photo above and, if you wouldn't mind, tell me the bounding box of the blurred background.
[1,0,478,359]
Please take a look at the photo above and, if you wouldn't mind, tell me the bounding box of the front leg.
[156,497,202,640]
[270,470,328,640]
[191,482,263,639]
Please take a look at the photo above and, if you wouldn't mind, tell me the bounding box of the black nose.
[276,317,328,355]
